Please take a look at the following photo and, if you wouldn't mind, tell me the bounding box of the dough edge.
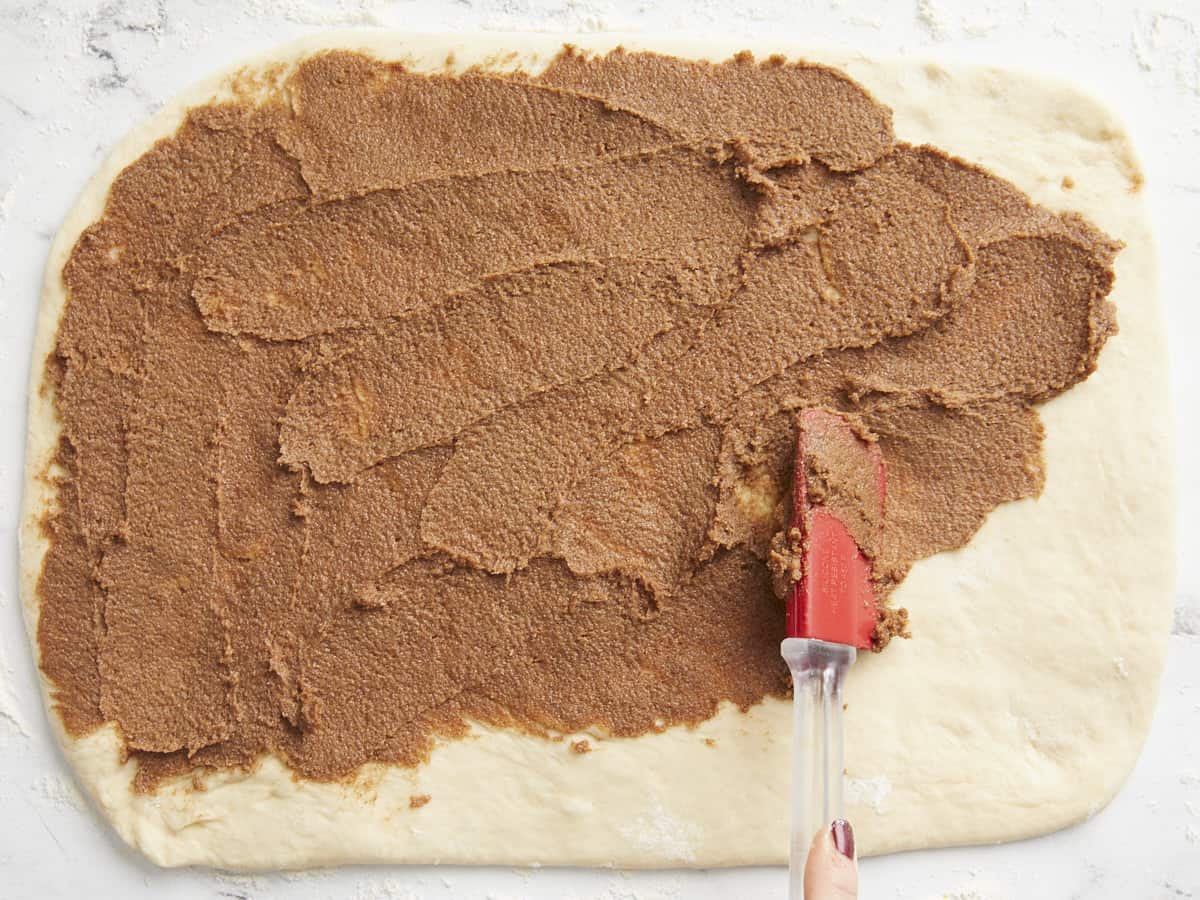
[18,31,1176,870]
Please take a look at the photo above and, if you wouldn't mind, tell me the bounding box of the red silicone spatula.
[781,409,886,899]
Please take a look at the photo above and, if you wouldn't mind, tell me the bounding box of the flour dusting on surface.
[0,176,18,282]
[31,773,86,810]
[579,871,684,900]
[0,179,16,226]
[930,888,1006,900]
[213,871,266,892]
[0,642,30,740]
[280,867,336,882]
[1128,8,1200,114]
[846,774,894,813]
[616,802,701,863]
[352,877,422,900]
[1173,603,1200,636]
[916,0,948,38]
[241,0,387,28]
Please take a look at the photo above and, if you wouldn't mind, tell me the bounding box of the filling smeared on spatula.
[769,408,905,651]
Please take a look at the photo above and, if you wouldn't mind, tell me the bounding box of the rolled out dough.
[19,32,1175,869]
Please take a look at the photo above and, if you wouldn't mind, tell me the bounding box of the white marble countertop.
[0,1,1197,898]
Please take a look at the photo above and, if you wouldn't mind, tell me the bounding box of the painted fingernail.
[831,818,855,859]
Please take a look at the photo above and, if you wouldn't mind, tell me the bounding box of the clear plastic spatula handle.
[782,637,856,900]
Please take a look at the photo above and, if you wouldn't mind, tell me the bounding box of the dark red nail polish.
[831,819,855,859]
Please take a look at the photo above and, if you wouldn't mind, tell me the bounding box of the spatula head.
[785,409,886,648]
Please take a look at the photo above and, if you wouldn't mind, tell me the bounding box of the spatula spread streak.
[781,408,886,899]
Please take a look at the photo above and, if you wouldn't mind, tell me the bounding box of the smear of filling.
[35,48,1118,788]
[766,410,883,604]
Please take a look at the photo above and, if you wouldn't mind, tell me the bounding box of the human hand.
[803,818,858,900]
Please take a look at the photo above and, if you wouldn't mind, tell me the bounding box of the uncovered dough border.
[19,31,1175,869]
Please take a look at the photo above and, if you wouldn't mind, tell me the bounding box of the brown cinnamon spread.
[35,48,1118,789]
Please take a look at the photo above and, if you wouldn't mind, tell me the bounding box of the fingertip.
[831,818,855,860]
[804,819,859,900]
